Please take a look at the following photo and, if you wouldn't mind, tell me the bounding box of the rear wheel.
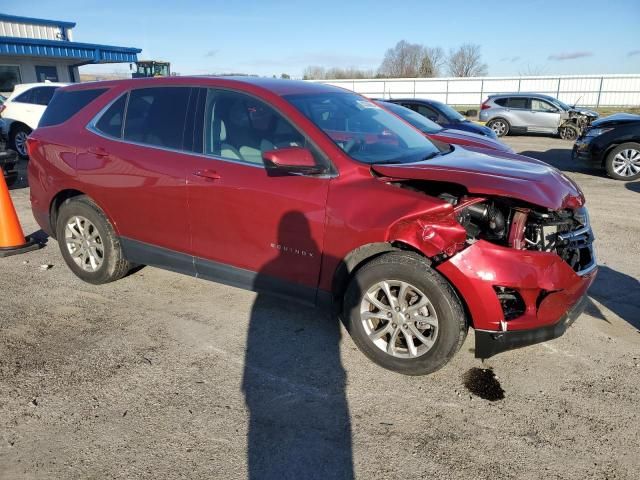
[487,118,510,137]
[605,142,640,180]
[56,196,132,284]
[11,124,31,159]
[343,252,467,376]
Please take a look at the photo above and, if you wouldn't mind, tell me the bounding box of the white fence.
[313,74,640,107]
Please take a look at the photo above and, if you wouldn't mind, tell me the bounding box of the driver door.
[185,88,331,302]
[529,98,562,133]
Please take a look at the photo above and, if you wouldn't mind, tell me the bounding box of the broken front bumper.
[436,240,597,357]
[474,293,588,358]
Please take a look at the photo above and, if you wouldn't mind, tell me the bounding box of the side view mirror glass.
[263,147,325,175]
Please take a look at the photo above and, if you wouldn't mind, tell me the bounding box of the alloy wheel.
[360,280,438,359]
[14,131,28,157]
[490,120,507,136]
[64,216,105,272]
[612,148,640,177]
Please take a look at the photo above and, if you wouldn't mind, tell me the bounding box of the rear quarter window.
[494,98,508,107]
[39,88,108,128]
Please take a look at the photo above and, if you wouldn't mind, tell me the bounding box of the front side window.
[432,102,466,122]
[377,101,442,134]
[203,89,307,165]
[285,92,441,165]
[123,87,191,149]
[30,87,58,106]
[416,105,442,123]
[531,99,556,112]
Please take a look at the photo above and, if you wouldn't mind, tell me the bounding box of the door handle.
[192,169,221,181]
[87,146,109,157]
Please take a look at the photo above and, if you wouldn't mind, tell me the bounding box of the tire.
[559,125,579,141]
[55,195,132,284]
[10,124,31,159]
[605,142,640,181]
[343,252,468,376]
[487,118,510,137]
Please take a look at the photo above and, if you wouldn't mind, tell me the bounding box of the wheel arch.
[331,241,428,304]
[48,189,120,240]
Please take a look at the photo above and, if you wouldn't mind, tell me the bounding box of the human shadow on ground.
[242,211,354,480]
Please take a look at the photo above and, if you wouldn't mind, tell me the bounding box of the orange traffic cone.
[0,172,41,257]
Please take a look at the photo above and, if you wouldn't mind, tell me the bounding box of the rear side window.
[123,87,191,150]
[95,94,127,138]
[29,86,58,105]
[507,97,529,109]
[39,88,107,127]
[494,98,508,107]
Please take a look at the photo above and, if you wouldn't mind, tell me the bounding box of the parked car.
[0,82,67,158]
[28,78,596,375]
[479,93,599,139]
[385,98,497,139]
[0,137,18,187]
[573,113,640,180]
[375,100,513,153]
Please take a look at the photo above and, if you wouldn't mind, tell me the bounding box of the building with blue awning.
[0,13,141,93]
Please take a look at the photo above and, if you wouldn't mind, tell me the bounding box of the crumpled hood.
[434,128,513,152]
[570,107,599,118]
[372,146,585,210]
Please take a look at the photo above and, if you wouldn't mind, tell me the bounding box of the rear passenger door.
[505,97,532,130]
[81,86,197,264]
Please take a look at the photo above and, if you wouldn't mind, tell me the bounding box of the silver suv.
[479,93,598,139]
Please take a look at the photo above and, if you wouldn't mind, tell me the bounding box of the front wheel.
[343,252,468,376]
[559,125,579,141]
[605,142,640,180]
[487,118,510,137]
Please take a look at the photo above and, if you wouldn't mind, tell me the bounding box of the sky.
[5,0,640,78]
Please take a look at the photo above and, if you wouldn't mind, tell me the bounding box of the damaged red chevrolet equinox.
[28,78,597,375]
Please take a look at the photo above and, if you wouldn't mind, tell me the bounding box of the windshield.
[435,101,466,122]
[376,101,442,134]
[553,98,571,110]
[284,92,441,165]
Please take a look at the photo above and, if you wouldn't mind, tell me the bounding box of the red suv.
[28,77,597,375]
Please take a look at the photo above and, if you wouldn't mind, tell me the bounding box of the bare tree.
[302,65,326,80]
[447,44,488,77]
[378,40,425,78]
[418,47,445,77]
[303,65,374,80]
[378,41,446,78]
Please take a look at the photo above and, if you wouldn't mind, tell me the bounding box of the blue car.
[386,98,497,139]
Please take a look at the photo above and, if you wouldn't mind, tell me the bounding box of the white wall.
[313,74,640,107]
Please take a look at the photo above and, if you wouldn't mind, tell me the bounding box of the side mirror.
[263,147,326,175]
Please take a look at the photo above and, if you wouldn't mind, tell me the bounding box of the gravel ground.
[1,136,639,479]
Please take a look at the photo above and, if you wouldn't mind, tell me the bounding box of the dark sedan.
[386,98,497,139]
[573,113,640,180]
